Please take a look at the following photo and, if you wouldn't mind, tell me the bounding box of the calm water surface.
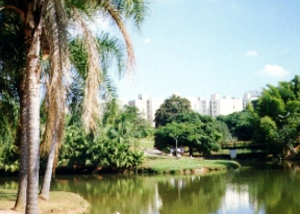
[1,163,300,214]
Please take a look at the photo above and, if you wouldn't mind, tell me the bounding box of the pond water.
[1,163,300,214]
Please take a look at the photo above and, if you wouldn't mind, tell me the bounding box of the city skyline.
[113,0,300,101]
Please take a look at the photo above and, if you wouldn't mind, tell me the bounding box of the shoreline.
[135,155,241,174]
[0,191,90,214]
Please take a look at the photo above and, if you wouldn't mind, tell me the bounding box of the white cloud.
[145,38,151,44]
[257,64,290,78]
[245,51,258,57]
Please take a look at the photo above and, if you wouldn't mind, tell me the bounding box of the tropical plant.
[58,105,145,171]
[0,0,148,213]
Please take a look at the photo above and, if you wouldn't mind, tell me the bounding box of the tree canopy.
[154,95,192,127]
[154,100,222,156]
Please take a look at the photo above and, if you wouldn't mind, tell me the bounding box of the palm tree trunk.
[24,3,43,213]
[14,81,27,212]
[25,47,41,214]
[39,140,57,200]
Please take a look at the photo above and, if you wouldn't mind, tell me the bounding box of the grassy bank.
[0,189,90,214]
[136,155,240,174]
[138,139,240,174]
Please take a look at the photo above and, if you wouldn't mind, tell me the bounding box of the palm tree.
[1,0,148,213]
[39,33,128,200]
[0,7,28,211]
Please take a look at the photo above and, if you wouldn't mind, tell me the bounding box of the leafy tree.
[254,76,300,156]
[155,112,222,156]
[154,95,192,127]
[155,122,188,157]
[216,110,258,141]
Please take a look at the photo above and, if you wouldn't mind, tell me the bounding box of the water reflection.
[157,174,226,214]
[1,166,300,214]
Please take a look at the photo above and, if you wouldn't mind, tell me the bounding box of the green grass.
[137,156,240,174]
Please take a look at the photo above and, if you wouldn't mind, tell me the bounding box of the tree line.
[154,75,300,158]
[218,75,300,157]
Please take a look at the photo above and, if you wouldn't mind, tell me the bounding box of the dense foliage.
[0,99,153,173]
[58,101,152,171]
[154,96,223,156]
[217,75,300,157]
[216,109,257,141]
[154,95,192,127]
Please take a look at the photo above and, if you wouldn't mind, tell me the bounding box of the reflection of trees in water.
[157,174,226,214]
[3,167,300,214]
[52,175,157,214]
[229,168,300,214]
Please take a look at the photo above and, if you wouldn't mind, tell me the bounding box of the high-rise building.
[210,94,243,117]
[147,98,164,126]
[197,97,210,116]
[185,96,199,112]
[126,90,262,124]
[243,90,262,108]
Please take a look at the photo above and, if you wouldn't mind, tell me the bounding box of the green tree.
[155,112,222,156]
[254,76,300,156]
[216,110,258,141]
[154,95,192,127]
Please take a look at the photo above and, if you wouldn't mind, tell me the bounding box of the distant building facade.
[128,94,149,120]
[209,94,243,117]
[243,90,262,108]
[128,94,163,126]
[124,90,262,125]
[147,98,164,126]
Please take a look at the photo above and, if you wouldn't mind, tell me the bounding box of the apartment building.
[197,97,210,116]
[147,98,164,126]
[126,90,261,125]
[210,94,243,117]
[243,90,262,108]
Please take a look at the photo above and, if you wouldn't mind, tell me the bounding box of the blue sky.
[115,0,300,100]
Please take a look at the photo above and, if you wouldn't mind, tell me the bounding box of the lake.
[1,162,300,214]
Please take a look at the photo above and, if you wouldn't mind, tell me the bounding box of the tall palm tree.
[0,0,148,213]
[39,33,127,200]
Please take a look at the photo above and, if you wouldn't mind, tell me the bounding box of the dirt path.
[144,148,163,156]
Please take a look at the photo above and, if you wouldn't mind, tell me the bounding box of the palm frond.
[93,0,136,73]
[113,0,149,30]
[97,32,126,78]
[75,10,102,133]
[42,0,70,154]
